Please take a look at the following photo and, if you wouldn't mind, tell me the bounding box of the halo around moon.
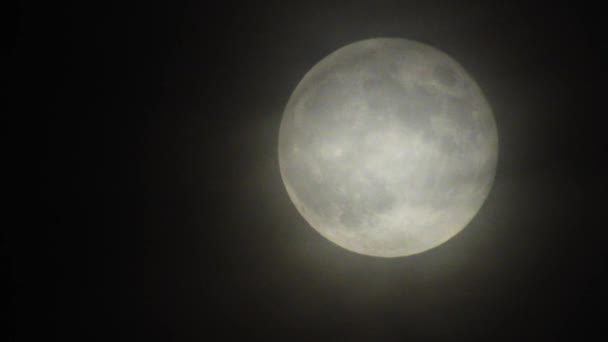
[278,38,498,257]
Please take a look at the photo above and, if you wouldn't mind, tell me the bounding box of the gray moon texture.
[278,38,498,258]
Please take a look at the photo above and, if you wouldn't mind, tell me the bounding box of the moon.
[278,38,498,258]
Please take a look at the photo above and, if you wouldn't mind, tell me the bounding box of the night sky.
[12,1,607,340]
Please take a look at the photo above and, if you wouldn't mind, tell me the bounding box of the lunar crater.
[433,64,461,87]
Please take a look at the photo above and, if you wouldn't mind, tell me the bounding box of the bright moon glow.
[278,38,498,257]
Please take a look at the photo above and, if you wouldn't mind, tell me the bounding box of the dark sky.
[12,1,607,340]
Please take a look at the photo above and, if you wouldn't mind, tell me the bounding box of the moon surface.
[278,38,498,257]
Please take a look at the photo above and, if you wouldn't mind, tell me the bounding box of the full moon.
[278,38,498,257]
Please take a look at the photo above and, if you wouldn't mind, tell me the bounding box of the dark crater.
[433,65,459,87]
